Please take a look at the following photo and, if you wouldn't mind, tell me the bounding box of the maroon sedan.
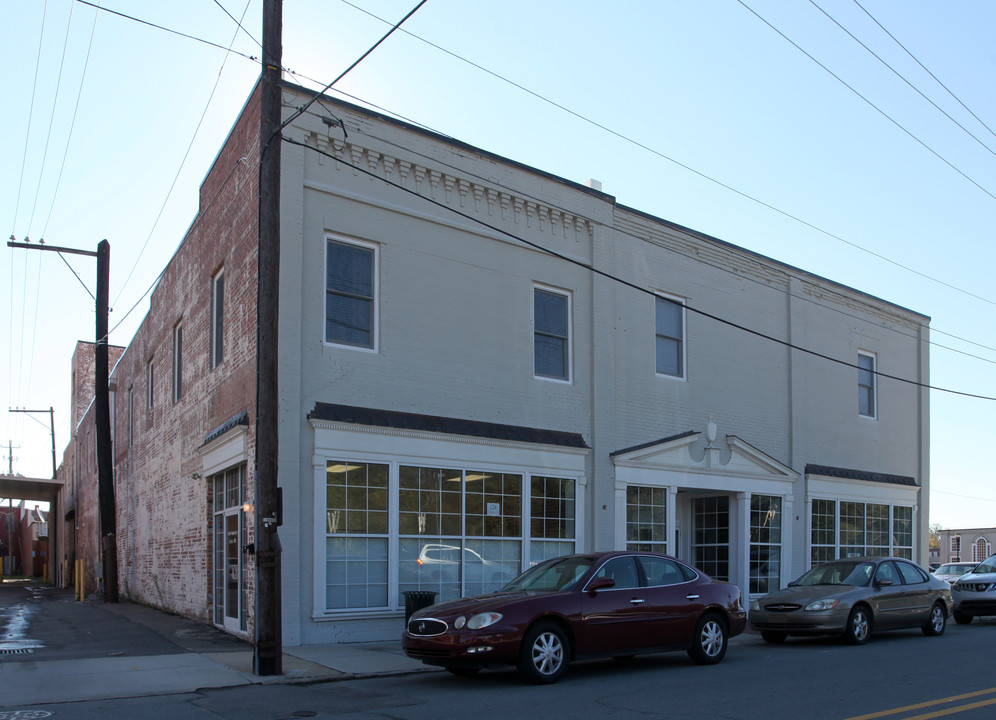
[402,551,746,683]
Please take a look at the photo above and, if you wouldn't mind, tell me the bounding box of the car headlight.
[749,599,760,611]
[466,612,502,629]
[454,616,467,629]
[805,599,840,611]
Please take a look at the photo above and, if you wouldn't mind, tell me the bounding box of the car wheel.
[445,666,481,677]
[953,611,973,625]
[843,606,871,645]
[921,603,946,636]
[518,621,569,684]
[761,631,787,644]
[688,613,727,665]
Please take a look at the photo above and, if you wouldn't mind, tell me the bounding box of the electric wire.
[736,0,996,203]
[11,0,49,239]
[40,0,101,240]
[73,0,258,62]
[212,0,262,49]
[282,133,996,402]
[112,0,254,309]
[269,0,429,152]
[291,100,996,367]
[335,0,996,310]
[26,2,77,237]
[810,0,996,159]
[852,0,996,145]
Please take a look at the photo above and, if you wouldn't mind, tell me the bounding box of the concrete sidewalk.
[0,581,434,708]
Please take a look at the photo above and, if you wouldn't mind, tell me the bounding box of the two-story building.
[65,79,928,646]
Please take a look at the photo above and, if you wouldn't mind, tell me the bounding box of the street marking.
[843,687,996,720]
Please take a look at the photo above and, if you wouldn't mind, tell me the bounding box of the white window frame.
[210,269,225,369]
[324,234,379,353]
[533,284,573,383]
[858,350,877,418]
[172,321,183,403]
[654,292,687,380]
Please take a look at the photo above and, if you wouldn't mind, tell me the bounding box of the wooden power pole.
[7,239,116,601]
[254,0,283,676]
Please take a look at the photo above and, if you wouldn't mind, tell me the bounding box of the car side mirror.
[587,577,616,595]
[876,578,894,587]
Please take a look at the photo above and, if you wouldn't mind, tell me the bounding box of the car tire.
[921,603,946,636]
[953,611,973,625]
[688,613,728,665]
[843,606,872,645]
[518,621,569,684]
[445,666,481,677]
[761,631,788,644]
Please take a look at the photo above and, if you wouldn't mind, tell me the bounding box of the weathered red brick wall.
[107,87,262,620]
[55,341,124,593]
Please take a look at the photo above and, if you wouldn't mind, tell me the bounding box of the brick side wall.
[107,88,261,620]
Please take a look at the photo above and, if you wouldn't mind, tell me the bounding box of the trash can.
[403,590,438,624]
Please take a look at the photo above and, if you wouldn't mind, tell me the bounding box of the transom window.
[655,295,685,378]
[534,286,571,381]
[326,237,376,349]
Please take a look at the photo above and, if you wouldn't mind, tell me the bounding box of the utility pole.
[254,0,283,676]
[3,441,18,475]
[8,239,117,602]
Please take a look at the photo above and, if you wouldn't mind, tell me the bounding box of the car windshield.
[501,556,595,593]
[972,555,996,574]
[791,561,874,587]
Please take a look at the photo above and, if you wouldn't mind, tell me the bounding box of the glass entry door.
[213,465,247,634]
[692,496,730,581]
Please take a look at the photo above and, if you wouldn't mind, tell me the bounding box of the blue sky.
[2,0,993,529]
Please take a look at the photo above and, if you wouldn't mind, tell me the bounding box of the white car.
[952,554,996,624]
[933,562,977,585]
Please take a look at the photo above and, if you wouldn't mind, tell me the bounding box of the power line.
[11,0,49,239]
[73,0,258,62]
[112,0,254,308]
[282,133,996,403]
[852,0,996,146]
[809,0,996,159]
[335,0,996,311]
[40,0,100,240]
[212,0,262,50]
[269,0,429,154]
[736,0,996,203]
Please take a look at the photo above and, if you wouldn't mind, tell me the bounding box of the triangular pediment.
[611,431,798,481]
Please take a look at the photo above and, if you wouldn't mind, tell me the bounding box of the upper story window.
[326,236,377,349]
[210,269,225,369]
[146,359,154,410]
[533,286,571,381]
[172,321,183,403]
[655,294,685,378]
[858,351,876,418]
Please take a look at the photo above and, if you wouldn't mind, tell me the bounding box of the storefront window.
[324,461,577,611]
[326,461,389,609]
[626,485,666,553]
[811,500,914,564]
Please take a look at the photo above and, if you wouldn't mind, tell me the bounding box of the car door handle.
[630,598,645,605]
[686,594,700,600]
